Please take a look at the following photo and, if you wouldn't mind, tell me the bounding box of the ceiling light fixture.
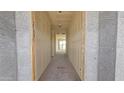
[58,11,62,13]
[58,24,62,28]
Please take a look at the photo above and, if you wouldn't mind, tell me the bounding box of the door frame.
[32,12,36,80]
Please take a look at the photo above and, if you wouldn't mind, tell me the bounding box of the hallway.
[31,11,85,81]
[0,11,123,81]
[39,54,81,81]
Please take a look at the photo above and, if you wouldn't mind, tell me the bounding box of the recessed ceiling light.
[58,24,62,28]
[58,11,62,13]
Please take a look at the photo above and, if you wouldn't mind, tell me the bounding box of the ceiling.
[48,11,76,30]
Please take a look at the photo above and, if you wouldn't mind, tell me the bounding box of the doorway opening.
[31,11,85,81]
[56,33,66,54]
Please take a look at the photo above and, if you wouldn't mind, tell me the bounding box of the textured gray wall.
[15,12,32,80]
[115,12,124,80]
[85,12,99,81]
[98,11,118,81]
[0,12,17,80]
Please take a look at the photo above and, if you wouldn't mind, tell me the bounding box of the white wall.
[51,30,55,57]
[16,12,33,81]
[98,12,117,81]
[84,12,99,81]
[115,11,124,80]
[0,12,17,80]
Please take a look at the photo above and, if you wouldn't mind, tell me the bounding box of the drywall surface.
[51,30,55,57]
[34,12,51,80]
[16,12,32,80]
[85,12,99,81]
[98,11,117,81]
[68,12,85,80]
[115,12,124,80]
[0,12,17,80]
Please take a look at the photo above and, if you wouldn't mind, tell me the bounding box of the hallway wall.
[68,12,85,80]
[115,11,124,80]
[0,12,17,80]
[33,12,51,80]
[85,11,119,81]
[51,30,56,57]
[16,12,32,80]
[98,12,118,81]
[85,12,99,81]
